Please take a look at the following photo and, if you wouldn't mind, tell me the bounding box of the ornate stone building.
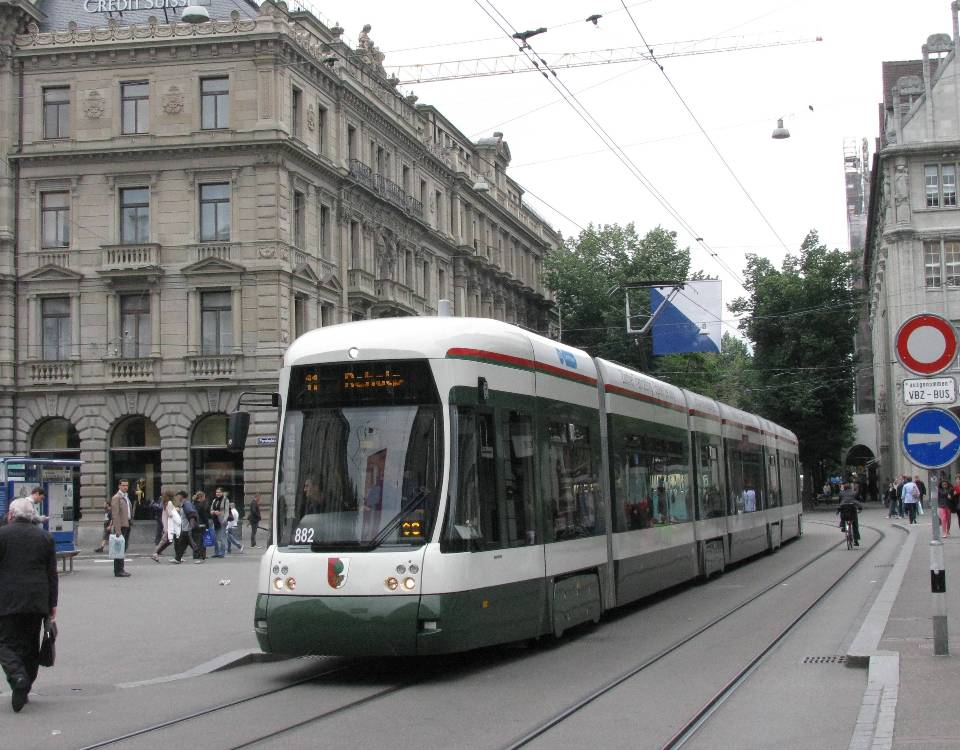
[865,2,960,481]
[0,0,559,540]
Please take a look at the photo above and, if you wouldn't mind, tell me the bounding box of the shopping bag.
[38,619,57,668]
[202,528,215,548]
[108,533,126,560]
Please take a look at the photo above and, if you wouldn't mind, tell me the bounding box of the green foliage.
[653,333,756,408]
[542,223,692,370]
[728,230,860,488]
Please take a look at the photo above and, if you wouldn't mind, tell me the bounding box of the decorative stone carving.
[162,85,184,115]
[306,103,316,131]
[206,388,220,413]
[124,391,138,415]
[84,90,105,119]
[258,245,276,258]
[894,161,910,223]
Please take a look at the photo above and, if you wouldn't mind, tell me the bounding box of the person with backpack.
[901,475,920,524]
[171,491,199,564]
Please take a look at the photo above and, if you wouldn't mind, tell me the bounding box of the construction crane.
[386,34,821,85]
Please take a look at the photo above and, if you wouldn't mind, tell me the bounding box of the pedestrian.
[109,479,132,577]
[885,480,900,518]
[151,489,177,562]
[26,488,48,526]
[937,478,954,538]
[836,482,862,546]
[150,494,164,546]
[193,491,209,564]
[248,494,262,548]
[0,498,58,712]
[901,475,920,524]
[226,502,244,554]
[171,491,197,564]
[896,475,907,518]
[210,487,227,559]
[915,474,927,516]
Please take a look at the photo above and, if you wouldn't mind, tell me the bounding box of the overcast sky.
[306,0,952,320]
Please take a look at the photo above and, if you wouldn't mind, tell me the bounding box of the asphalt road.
[0,515,895,750]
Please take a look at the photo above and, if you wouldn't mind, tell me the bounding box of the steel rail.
[501,524,883,750]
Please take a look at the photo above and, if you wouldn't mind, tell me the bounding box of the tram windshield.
[276,360,444,549]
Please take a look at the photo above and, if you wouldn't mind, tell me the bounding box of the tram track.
[501,522,886,750]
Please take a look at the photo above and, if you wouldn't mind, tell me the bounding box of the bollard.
[930,540,949,655]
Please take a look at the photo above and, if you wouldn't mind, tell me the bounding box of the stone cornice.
[880,139,960,158]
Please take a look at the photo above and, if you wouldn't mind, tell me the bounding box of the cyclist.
[837,483,862,546]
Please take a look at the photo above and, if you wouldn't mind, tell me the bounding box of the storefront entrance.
[191,414,244,517]
[110,416,161,520]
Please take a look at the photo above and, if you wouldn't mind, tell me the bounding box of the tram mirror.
[227,411,251,451]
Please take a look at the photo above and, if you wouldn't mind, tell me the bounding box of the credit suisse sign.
[83,0,186,12]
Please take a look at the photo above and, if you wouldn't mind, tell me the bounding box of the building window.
[41,192,70,248]
[350,220,361,269]
[42,87,70,139]
[199,183,230,242]
[291,87,302,139]
[41,297,71,361]
[111,415,162,521]
[320,304,333,327]
[120,188,150,244]
[201,291,233,355]
[347,125,357,160]
[946,241,960,286]
[926,166,941,208]
[294,294,307,339]
[402,165,411,194]
[293,190,305,248]
[121,82,149,135]
[120,293,151,358]
[319,205,330,259]
[318,105,327,154]
[438,267,446,301]
[944,165,957,207]
[201,77,229,130]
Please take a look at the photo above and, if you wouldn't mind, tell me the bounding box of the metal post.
[931,477,949,655]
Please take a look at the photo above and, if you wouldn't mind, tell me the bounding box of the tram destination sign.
[903,377,957,405]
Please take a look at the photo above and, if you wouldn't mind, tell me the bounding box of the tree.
[653,332,756,408]
[542,223,692,370]
[728,230,860,495]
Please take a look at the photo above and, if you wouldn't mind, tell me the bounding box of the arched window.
[190,414,245,518]
[110,416,162,520]
[30,418,80,458]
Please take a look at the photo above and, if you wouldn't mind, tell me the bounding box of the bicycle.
[842,519,855,550]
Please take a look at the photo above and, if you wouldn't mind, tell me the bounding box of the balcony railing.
[30,361,74,385]
[348,159,424,218]
[348,268,376,297]
[188,355,237,379]
[110,358,155,382]
[376,279,413,308]
[195,243,232,263]
[35,250,70,268]
[101,243,160,271]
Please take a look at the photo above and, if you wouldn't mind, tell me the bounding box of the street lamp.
[771,118,791,140]
[181,1,210,24]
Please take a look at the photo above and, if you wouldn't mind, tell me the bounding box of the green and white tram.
[248,317,802,656]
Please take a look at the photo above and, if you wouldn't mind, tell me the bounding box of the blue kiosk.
[0,457,82,570]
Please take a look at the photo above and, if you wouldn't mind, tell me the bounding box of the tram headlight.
[285,577,296,591]
[409,564,419,574]
[280,565,289,575]
[402,577,417,591]
[396,564,407,574]
[273,577,284,591]
[385,577,399,591]
[272,565,280,575]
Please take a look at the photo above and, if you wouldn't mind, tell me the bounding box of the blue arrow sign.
[901,408,960,469]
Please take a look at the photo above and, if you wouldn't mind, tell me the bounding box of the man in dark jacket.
[0,498,58,712]
[837,483,863,546]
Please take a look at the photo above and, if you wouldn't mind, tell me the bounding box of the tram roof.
[284,317,592,371]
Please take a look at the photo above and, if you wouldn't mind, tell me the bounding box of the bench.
[56,550,80,574]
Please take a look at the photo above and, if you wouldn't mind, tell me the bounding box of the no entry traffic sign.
[901,407,960,469]
[895,313,958,375]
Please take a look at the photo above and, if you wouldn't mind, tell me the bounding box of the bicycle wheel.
[846,524,854,550]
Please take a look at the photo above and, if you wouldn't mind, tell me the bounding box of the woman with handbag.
[151,489,179,562]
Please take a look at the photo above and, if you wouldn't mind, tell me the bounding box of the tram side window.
[781,455,799,506]
[613,431,692,530]
[766,452,781,507]
[547,420,600,540]
[445,407,501,551]
[503,412,537,546]
[725,441,764,514]
[695,433,725,519]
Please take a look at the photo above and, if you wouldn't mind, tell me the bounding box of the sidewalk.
[846,514,960,749]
